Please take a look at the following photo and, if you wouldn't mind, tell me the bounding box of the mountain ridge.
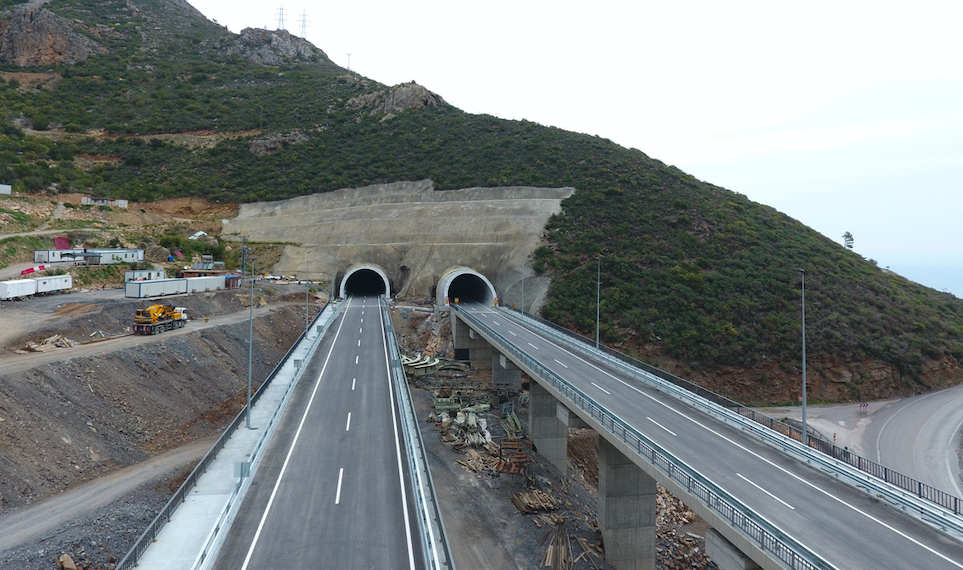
[0,0,961,404]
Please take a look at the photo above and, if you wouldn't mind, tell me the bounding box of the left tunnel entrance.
[340,266,390,298]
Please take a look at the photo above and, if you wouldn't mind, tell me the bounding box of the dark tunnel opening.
[343,269,388,297]
[448,274,493,305]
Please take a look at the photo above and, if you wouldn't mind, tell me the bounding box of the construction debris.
[512,489,559,514]
[16,334,77,354]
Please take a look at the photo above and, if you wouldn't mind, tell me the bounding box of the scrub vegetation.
[2,0,962,393]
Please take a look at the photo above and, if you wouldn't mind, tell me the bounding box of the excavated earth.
[0,288,310,569]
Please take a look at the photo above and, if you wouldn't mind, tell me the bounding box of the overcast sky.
[188,0,963,297]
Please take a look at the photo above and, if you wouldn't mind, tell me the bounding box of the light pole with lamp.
[304,248,311,335]
[246,256,258,430]
[595,257,601,350]
[797,268,808,446]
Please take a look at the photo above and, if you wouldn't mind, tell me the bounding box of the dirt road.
[0,303,282,374]
[0,435,217,553]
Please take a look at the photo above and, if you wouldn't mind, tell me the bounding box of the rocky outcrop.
[249,130,308,156]
[214,27,328,66]
[347,81,446,117]
[0,9,104,67]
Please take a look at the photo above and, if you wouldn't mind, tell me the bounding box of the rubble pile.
[16,333,78,353]
[655,485,716,570]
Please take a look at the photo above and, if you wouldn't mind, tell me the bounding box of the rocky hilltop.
[0,9,104,66]
[213,27,329,66]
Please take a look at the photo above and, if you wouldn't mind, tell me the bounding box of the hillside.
[1,0,963,403]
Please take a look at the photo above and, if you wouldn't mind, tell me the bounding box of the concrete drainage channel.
[118,301,344,570]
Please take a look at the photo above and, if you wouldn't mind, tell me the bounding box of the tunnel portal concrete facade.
[436,267,498,307]
[339,264,391,299]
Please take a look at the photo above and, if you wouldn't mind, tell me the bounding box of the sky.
[188,0,963,296]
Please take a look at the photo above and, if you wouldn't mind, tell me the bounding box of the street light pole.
[247,258,256,429]
[595,257,600,350]
[798,268,808,446]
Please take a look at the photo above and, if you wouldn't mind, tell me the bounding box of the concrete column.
[449,313,493,368]
[598,437,656,570]
[529,380,568,471]
[492,352,521,392]
[706,528,761,570]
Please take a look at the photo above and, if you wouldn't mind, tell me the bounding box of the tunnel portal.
[436,267,498,307]
[340,265,390,298]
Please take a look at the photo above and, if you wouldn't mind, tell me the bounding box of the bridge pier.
[529,380,568,471]
[492,352,522,392]
[599,438,656,570]
[450,312,493,368]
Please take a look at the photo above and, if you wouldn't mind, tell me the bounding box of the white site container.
[186,275,226,293]
[0,279,37,299]
[125,270,167,281]
[125,278,188,299]
[33,274,72,294]
[34,249,85,263]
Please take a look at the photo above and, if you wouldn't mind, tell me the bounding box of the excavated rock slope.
[223,180,574,305]
[0,293,306,514]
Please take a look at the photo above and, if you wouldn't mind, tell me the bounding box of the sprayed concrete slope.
[223,180,574,306]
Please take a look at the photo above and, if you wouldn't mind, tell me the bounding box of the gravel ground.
[0,463,190,570]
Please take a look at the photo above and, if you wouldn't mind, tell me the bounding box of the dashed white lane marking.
[497,312,963,568]
[554,359,569,369]
[345,412,352,432]
[355,355,359,364]
[360,328,363,333]
[737,473,794,510]
[591,382,610,395]
[527,342,539,350]
[352,378,356,390]
[358,339,361,347]
[335,468,344,504]
[509,331,517,336]
[646,416,677,437]
[492,320,500,326]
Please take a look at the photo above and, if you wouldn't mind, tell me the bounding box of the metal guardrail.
[381,298,455,570]
[454,306,833,570]
[503,307,963,537]
[117,302,338,570]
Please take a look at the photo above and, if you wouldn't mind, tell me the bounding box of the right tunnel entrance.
[437,267,498,306]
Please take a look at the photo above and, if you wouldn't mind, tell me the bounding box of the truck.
[133,304,188,335]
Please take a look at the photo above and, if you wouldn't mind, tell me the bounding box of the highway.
[214,296,423,570]
[463,304,963,570]
[864,384,963,499]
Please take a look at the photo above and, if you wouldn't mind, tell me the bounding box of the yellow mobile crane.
[133,304,188,335]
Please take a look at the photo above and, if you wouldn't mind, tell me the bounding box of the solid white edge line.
[646,416,677,437]
[737,473,794,510]
[380,299,417,570]
[239,299,350,570]
[346,412,351,432]
[499,311,963,568]
[335,468,344,504]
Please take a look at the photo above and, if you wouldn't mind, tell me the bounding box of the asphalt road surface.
[862,385,963,498]
[214,296,423,570]
[464,304,963,570]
